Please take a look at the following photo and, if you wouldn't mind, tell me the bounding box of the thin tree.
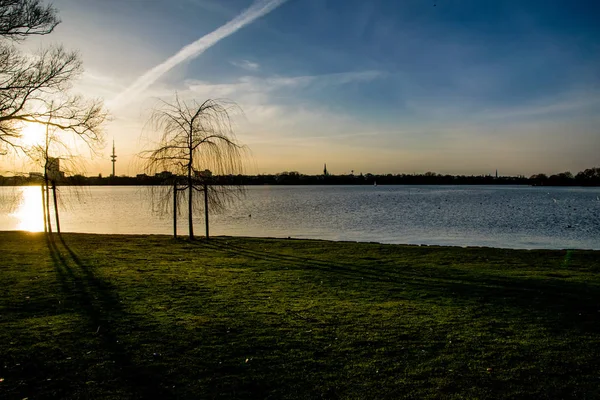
[27,100,106,234]
[0,1,107,233]
[141,97,247,240]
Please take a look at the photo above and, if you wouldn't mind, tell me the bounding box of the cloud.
[183,70,382,97]
[110,0,289,107]
[478,94,600,121]
[107,70,384,152]
[175,70,383,134]
[231,60,260,71]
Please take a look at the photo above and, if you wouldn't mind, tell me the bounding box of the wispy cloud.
[478,94,600,120]
[183,70,383,97]
[119,70,385,149]
[110,0,289,107]
[401,89,600,124]
[231,59,260,71]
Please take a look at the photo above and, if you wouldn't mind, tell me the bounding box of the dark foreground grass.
[1,232,600,399]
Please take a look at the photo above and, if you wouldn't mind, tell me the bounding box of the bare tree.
[24,96,105,233]
[0,0,58,39]
[0,1,106,155]
[0,1,107,234]
[0,45,106,154]
[141,97,247,240]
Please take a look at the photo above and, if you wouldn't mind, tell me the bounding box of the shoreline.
[3,182,600,187]
[3,230,600,252]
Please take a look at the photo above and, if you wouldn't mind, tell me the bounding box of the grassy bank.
[1,231,599,399]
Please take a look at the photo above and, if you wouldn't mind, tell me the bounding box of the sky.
[6,0,600,176]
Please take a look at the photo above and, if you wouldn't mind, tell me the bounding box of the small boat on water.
[374,181,377,187]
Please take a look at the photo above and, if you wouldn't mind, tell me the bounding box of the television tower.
[110,140,117,177]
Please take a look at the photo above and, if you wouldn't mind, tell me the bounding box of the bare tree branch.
[0,0,59,40]
[0,2,107,155]
[0,46,108,154]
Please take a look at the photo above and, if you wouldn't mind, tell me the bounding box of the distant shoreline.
[0,168,600,187]
[1,181,600,187]
[2,169,600,187]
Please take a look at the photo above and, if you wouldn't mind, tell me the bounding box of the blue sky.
[13,0,600,176]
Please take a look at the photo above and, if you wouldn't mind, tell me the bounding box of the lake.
[1,185,599,249]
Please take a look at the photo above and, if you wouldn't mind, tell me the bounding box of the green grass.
[1,231,600,399]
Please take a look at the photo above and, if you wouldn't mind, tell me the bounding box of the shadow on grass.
[4,232,599,399]
[45,234,173,399]
[200,239,600,334]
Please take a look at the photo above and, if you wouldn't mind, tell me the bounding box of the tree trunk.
[173,184,177,239]
[41,184,47,233]
[44,177,52,233]
[187,128,195,240]
[204,183,209,240]
[52,182,60,234]
[188,178,194,240]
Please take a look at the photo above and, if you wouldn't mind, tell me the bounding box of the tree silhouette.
[27,106,103,233]
[141,97,247,240]
[0,0,58,39]
[0,0,106,155]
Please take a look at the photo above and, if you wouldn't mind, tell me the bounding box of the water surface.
[1,185,599,249]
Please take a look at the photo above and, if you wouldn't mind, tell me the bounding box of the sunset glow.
[10,186,45,232]
[0,0,597,177]
[19,122,46,147]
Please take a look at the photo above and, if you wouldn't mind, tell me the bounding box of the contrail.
[111,0,289,107]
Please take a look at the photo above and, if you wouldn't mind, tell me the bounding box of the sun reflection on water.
[10,186,45,232]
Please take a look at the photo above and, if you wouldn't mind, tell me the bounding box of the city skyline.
[3,0,600,177]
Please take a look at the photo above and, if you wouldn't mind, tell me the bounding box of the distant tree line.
[3,167,599,187]
[529,168,600,186]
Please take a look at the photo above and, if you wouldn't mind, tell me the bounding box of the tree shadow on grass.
[179,238,600,398]
[6,232,596,399]
[44,234,173,399]
[198,239,600,335]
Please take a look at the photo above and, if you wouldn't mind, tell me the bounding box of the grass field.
[1,231,599,399]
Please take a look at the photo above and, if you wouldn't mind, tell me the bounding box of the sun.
[20,122,46,146]
[10,186,44,232]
